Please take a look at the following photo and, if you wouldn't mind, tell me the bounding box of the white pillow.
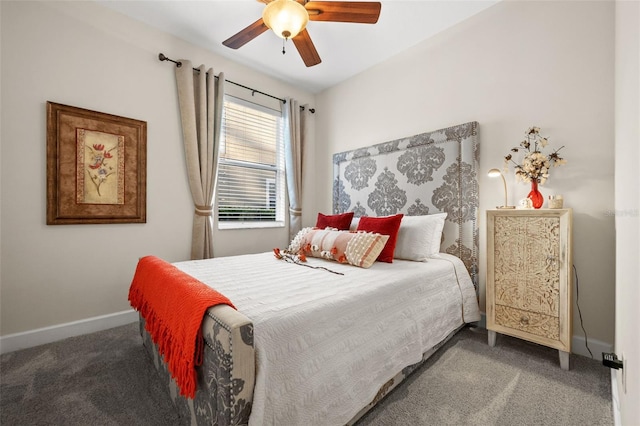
[393,213,447,261]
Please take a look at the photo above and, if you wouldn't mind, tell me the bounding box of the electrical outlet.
[603,352,627,395]
[603,352,624,369]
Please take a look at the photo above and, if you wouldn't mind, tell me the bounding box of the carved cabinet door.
[486,209,573,357]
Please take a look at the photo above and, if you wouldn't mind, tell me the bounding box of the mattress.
[174,251,480,426]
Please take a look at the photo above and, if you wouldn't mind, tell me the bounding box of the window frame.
[216,95,286,230]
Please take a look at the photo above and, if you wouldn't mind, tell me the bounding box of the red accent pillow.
[316,212,354,231]
[356,214,404,262]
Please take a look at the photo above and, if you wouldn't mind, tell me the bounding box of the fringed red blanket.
[128,255,235,399]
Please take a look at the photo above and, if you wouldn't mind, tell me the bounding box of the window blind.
[217,96,285,225]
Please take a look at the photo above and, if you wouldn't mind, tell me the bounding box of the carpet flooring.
[1,323,612,425]
[356,327,612,425]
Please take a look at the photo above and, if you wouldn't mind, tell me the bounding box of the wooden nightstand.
[486,209,573,369]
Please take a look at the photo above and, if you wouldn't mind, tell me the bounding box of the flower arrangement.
[504,126,567,185]
[273,247,344,275]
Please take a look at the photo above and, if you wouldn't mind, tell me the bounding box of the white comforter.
[175,252,480,426]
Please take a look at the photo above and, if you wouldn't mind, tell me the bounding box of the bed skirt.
[139,308,465,426]
[346,324,464,425]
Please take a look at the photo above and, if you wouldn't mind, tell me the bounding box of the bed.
[136,121,481,425]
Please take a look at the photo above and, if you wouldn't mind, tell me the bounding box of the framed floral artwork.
[46,102,147,224]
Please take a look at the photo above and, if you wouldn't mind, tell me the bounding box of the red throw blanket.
[128,255,235,399]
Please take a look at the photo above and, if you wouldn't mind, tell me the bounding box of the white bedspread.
[174,252,480,426]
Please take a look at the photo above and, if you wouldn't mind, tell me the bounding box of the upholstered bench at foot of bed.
[139,304,255,426]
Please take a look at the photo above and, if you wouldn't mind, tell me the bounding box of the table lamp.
[488,168,515,209]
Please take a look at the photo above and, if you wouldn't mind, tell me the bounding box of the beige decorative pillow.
[287,227,315,253]
[298,229,389,268]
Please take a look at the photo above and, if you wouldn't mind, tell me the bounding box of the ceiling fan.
[222,0,382,67]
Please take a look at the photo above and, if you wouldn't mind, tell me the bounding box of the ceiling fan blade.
[222,18,269,49]
[292,29,322,67]
[305,1,381,24]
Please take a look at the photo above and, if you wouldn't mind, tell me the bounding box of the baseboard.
[571,334,612,359]
[0,309,138,354]
[611,370,621,426]
[476,312,487,329]
[478,313,612,359]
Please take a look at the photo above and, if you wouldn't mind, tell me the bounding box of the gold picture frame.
[46,102,147,224]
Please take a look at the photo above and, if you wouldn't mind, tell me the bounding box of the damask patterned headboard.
[332,121,480,289]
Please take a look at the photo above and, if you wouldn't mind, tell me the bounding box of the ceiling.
[97,1,498,93]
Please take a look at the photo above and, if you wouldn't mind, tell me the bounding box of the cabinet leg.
[488,330,497,347]
[559,350,570,370]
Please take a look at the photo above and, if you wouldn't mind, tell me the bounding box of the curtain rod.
[158,53,315,113]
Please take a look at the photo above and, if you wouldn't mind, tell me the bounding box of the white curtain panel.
[175,61,225,259]
[284,98,305,241]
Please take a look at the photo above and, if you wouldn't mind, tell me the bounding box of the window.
[217,95,285,229]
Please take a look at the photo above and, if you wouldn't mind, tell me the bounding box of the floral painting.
[47,101,146,224]
[76,129,125,204]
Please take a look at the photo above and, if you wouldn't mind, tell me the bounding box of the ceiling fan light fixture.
[262,0,309,40]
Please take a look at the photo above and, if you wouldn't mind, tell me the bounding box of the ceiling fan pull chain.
[282,38,286,55]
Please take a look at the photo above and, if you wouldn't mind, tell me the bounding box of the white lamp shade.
[262,0,309,40]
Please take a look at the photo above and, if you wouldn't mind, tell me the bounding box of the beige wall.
[1,0,617,352]
[314,0,616,347]
[0,1,315,335]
